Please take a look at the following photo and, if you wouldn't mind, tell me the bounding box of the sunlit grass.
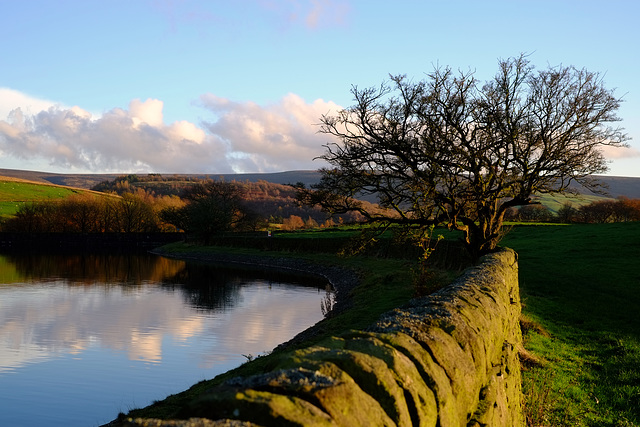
[0,180,85,218]
[534,193,610,214]
[502,223,640,426]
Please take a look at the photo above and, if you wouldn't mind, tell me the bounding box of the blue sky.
[1,0,638,176]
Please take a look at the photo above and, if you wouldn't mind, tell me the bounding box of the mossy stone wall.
[126,248,523,427]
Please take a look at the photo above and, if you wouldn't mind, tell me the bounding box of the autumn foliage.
[1,175,367,234]
[2,192,177,233]
[4,173,637,235]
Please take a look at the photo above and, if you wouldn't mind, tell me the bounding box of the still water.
[0,253,329,427]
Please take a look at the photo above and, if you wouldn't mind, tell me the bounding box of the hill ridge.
[0,168,639,199]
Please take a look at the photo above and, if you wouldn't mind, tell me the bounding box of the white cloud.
[0,96,231,173]
[600,144,640,159]
[199,92,340,172]
[0,88,60,119]
[0,90,340,173]
[130,98,164,128]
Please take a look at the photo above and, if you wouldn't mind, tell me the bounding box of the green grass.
[501,223,640,426]
[0,180,86,218]
[534,193,609,214]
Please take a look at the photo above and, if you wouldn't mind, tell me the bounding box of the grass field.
[502,223,640,426]
[535,193,610,214]
[0,178,95,218]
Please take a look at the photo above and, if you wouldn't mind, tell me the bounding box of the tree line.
[1,191,181,233]
[5,177,638,239]
[91,174,366,225]
[509,197,640,224]
[0,179,365,238]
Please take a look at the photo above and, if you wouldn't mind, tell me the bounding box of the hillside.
[570,175,640,199]
[0,172,366,226]
[0,168,638,199]
[0,169,321,191]
[0,175,113,219]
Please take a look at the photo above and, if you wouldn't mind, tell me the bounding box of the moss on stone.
[123,248,524,427]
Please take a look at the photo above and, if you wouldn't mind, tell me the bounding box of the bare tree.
[305,55,628,259]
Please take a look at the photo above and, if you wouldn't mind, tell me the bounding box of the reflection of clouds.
[0,283,204,371]
[129,329,163,363]
[169,317,205,343]
[199,282,325,368]
[0,279,325,373]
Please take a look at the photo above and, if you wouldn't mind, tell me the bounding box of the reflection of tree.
[162,263,327,312]
[1,253,329,312]
[1,253,185,286]
[163,264,244,311]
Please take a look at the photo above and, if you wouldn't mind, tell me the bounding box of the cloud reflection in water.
[0,254,327,372]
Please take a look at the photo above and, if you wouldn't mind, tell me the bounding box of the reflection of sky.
[0,282,206,371]
[199,282,325,367]
[0,272,326,427]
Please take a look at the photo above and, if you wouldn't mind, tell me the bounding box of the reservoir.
[0,252,330,427]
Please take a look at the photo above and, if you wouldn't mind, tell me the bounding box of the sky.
[0,0,639,176]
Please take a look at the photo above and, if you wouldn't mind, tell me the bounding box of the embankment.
[122,248,523,426]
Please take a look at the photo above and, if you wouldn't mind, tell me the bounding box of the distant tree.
[282,215,305,231]
[117,193,159,232]
[321,218,337,228]
[517,204,554,222]
[578,201,609,223]
[4,203,45,232]
[304,216,319,229]
[302,55,628,259]
[556,202,578,223]
[611,197,640,222]
[98,197,121,232]
[161,181,255,243]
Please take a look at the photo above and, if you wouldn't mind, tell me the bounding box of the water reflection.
[0,253,329,427]
[1,253,185,285]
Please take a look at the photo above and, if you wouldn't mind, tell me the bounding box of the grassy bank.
[502,223,640,426]
[121,242,445,421]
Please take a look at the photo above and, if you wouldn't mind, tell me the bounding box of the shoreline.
[149,246,361,349]
[100,248,363,426]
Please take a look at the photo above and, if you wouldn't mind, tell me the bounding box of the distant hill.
[575,175,640,199]
[0,168,639,199]
[0,169,322,191]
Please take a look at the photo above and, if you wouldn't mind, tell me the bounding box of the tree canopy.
[304,55,628,259]
[161,181,259,243]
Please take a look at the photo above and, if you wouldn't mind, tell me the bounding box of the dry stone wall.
[125,248,523,427]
